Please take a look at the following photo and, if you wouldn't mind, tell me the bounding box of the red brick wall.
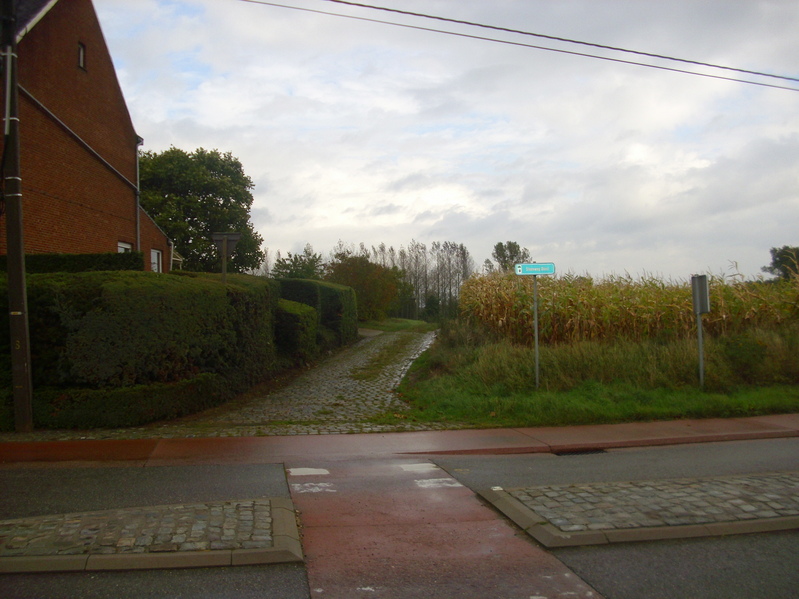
[140,210,172,273]
[0,0,171,270]
[17,0,138,180]
[0,93,138,255]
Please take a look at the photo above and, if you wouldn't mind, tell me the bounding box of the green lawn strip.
[359,318,438,333]
[396,374,799,429]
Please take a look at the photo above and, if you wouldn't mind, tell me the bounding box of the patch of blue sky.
[168,49,213,89]
[414,112,509,138]
[98,1,204,40]
[672,83,776,139]
[159,0,205,20]
[458,151,520,176]
[314,45,413,86]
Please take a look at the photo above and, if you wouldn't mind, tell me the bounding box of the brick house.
[0,0,172,272]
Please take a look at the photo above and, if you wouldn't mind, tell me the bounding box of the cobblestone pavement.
[0,330,452,443]
[506,471,799,533]
[0,497,303,571]
[0,500,274,557]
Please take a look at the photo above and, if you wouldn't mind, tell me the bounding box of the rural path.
[0,329,444,443]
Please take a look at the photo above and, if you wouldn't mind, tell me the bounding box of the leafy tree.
[491,241,531,271]
[326,251,402,320]
[272,244,325,279]
[762,246,799,280]
[139,147,264,272]
[421,294,441,321]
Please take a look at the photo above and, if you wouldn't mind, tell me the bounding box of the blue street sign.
[515,263,556,276]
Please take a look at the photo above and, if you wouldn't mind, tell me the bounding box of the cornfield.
[460,271,799,346]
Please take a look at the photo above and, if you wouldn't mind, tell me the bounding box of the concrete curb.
[478,487,799,548]
[407,427,799,456]
[0,498,303,574]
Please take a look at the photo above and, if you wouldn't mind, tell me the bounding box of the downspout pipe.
[135,135,143,251]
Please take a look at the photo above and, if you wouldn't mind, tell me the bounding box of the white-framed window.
[117,242,133,253]
[150,249,163,273]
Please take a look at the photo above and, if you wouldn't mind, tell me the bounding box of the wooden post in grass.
[212,233,241,284]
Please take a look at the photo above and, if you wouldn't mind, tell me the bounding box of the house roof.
[15,0,59,41]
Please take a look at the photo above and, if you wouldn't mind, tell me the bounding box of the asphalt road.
[435,438,799,599]
[2,439,797,599]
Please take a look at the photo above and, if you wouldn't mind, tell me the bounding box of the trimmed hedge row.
[275,299,318,363]
[0,271,280,429]
[279,278,358,346]
[0,252,145,273]
[1,271,360,430]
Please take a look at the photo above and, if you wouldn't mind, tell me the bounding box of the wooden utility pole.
[2,0,33,431]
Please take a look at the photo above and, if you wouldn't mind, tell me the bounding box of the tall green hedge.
[275,299,318,363]
[0,272,359,431]
[0,271,279,429]
[318,280,358,346]
[0,252,145,273]
[279,279,358,346]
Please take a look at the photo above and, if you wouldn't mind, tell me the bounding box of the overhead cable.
[237,0,799,92]
[322,0,799,85]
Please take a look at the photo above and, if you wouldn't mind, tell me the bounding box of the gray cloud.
[96,0,799,278]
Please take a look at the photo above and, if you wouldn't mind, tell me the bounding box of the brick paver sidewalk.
[484,471,799,548]
[0,499,303,572]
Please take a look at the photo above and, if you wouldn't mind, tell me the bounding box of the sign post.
[691,274,711,388]
[515,263,556,389]
[212,233,241,284]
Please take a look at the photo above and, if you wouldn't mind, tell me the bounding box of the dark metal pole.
[533,274,540,390]
[2,0,33,431]
[696,312,705,389]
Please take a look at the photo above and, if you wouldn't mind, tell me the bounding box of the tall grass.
[425,319,799,394]
[395,320,799,428]
[394,272,799,428]
[460,271,799,345]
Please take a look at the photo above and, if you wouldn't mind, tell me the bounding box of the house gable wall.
[0,0,170,271]
[17,0,138,180]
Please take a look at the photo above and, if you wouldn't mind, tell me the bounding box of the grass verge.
[359,318,438,333]
[392,321,799,429]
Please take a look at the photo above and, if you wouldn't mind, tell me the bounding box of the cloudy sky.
[93,0,798,279]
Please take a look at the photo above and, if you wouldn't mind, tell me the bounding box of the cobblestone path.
[0,330,449,442]
[507,471,799,533]
[0,500,275,557]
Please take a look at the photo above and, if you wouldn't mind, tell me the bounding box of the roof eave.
[16,0,60,43]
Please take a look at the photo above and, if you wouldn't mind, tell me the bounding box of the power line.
[237,0,799,93]
[323,0,799,85]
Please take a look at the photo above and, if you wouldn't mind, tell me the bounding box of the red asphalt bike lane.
[2,414,798,466]
[287,458,600,599]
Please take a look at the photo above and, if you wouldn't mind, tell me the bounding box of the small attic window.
[78,43,86,70]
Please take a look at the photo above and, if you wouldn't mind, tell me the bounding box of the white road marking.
[400,463,440,472]
[288,468,330,476]
[291,482,337,493]
[415,478,463,489]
